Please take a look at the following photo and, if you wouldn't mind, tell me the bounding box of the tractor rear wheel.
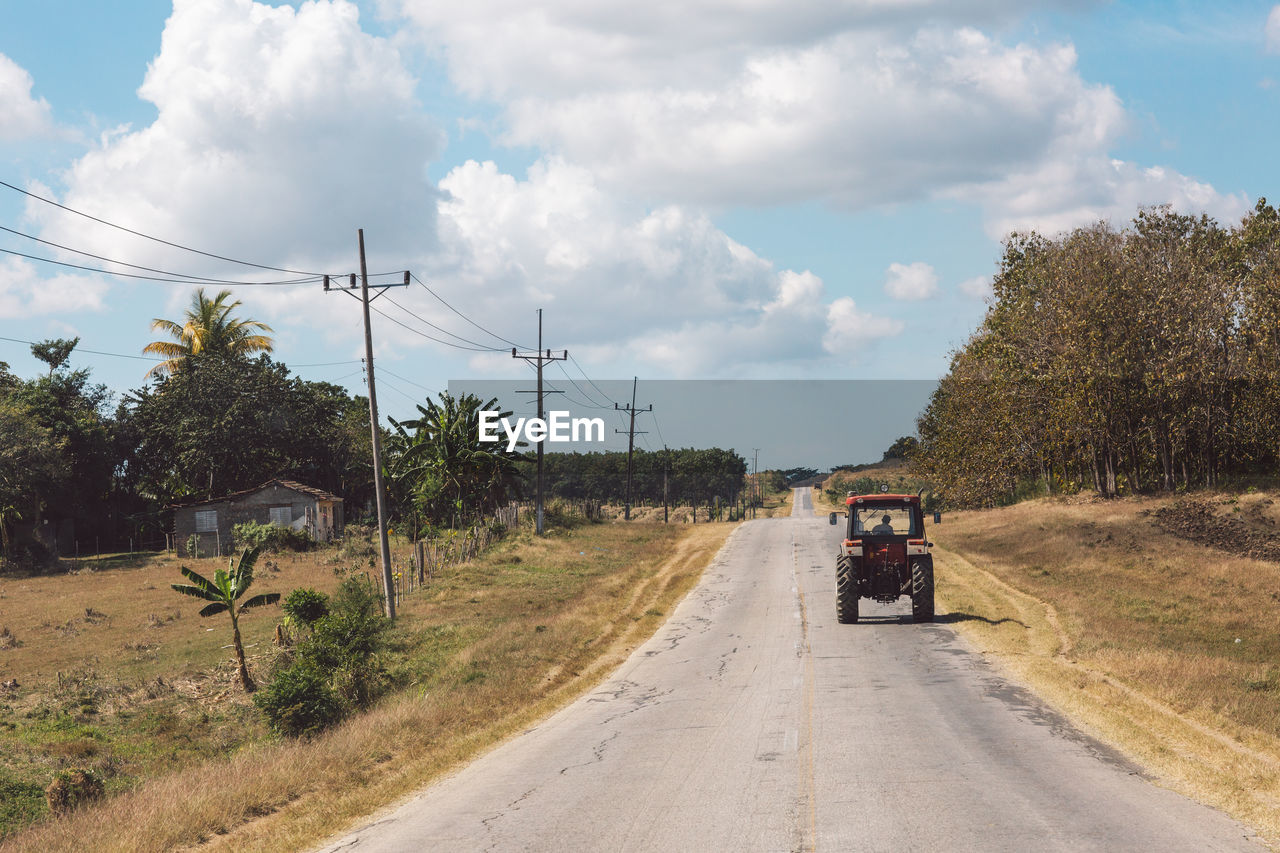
[911,560,934,622]
[836,555,859,624]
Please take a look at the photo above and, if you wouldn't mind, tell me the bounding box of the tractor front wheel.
[836,555,859,624]
[911,560,934,623]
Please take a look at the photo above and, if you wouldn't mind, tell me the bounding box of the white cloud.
[392,1,1237,236]
[424,158,903,375]
[0,53,53,141]
[822,296,904,355]
[33,0,441,284]
[958,275,992,300]
[884,262,938,301]
[0,256,107,319]
[961,156,1249,238]
[1267,6,1280,53]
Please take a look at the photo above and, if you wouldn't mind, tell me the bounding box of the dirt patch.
[1149,497,1280,562]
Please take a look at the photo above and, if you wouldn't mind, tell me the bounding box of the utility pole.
[662,446,670,524]
[615,377,651,521]
[752,448,761,519]
[513,309,567,535]
[324,230,408,619]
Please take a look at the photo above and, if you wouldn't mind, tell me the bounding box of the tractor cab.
[829,491,933,623]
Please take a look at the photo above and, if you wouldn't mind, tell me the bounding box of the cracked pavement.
[314,488,1259,852]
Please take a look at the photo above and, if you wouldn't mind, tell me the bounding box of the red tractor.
[828,492,934,623]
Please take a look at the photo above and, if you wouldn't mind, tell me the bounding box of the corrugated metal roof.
[168,478,343,509]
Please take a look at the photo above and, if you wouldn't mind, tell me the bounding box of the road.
[318,487,1258,852]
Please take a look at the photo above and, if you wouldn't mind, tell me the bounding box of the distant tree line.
[913,201,1280,507]
[0,287,754,569]
[535,448,748,507]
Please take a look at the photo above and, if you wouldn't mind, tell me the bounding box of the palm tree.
[171,546,280,691]
[388,392,524,527]
[143,288,274,378]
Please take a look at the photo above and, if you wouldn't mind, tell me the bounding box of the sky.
[2,0,1279,464]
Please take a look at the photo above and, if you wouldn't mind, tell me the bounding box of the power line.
[0,223,321,286]
[0,246,323,286]
[410,273,530,349]
[382,294,507,351]
[0,178,326,276]
[650,410,669,449]
[0,333,160,362]
[368,302,504,352]
[289,359,363,368]
[568,352,618,406]
[375,373,425,408]
[377,366,438,396]
[552,362,613,409]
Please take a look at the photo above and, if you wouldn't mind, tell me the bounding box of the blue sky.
[1,0,1278,446]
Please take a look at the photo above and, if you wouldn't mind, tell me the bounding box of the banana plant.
[171,546,280,692]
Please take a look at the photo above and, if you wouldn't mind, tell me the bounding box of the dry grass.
[930,494,1280,847]
[0,520,737,852]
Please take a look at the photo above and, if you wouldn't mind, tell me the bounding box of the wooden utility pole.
[615,377,651,521]
[513,309,567,535]
[324,230,409,619]
[752,447,761,519]
[662,447,670,524]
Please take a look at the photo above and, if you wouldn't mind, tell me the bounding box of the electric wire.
[650,410,669,449]
[553,361,613,410]
[567,352,618,406]
[0,178,327,276]
[289,360,363,368]
[410,273,530,349]
[376,365,437,396]
[518,361,598,412]
[376,374,426,408]
[368,302,505,352]
[0,246,324,286]
[0,333,160,362]
[0,224,321,286]
[382,294,506,352]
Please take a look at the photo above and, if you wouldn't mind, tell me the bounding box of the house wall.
[173,485,345,556]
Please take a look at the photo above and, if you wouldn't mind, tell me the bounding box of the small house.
[171,479,344,557]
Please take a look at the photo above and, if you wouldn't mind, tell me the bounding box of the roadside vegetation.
[913,201,1280,507]
[0,516,736,850]
[930,493,1280,845]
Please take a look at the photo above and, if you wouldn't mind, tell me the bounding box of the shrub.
[0,773,47,829]
[257,576,388,737]
[252,663,344,738]
[281,588,330,627]
[233,520,313,553]
[44,768,104,815]
[300,577,389,707]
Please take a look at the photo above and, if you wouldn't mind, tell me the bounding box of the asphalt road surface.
[318,487,1259,852]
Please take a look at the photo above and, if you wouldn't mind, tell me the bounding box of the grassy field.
[929,492,1280,846]
[0,517,737,851]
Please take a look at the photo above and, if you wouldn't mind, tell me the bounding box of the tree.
[171,546,280,691]
[912,201,1280,507]
[0,398,65,566]
[142,288,274,377]
[11,366,116,550]
[387,392,524,528]
[120,354,369,502]
[882,437,918,461]
[30,338,79,375]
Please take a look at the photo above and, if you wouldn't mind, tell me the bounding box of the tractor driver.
[871,513,895,535]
